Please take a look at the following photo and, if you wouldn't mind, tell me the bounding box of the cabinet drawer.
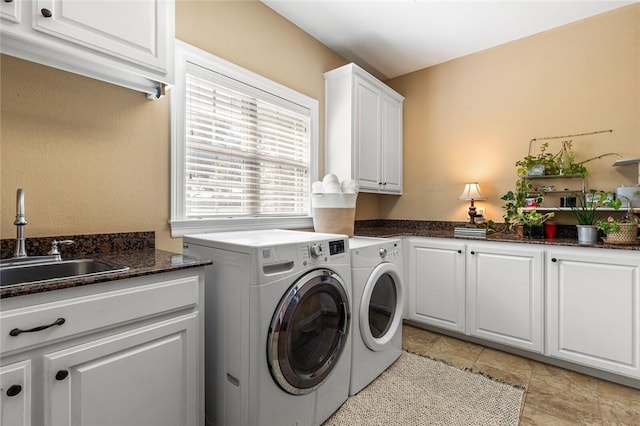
[1,275,200,354]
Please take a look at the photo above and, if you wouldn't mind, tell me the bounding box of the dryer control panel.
[380,242,400,260]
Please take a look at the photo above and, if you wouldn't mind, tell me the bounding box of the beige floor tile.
[402,324,440,352]
[525,376,602,424]
[519,405,583,426]
[401,323,640,425]
[402,325,482,368]
[403,324,441,342]
[475,347,536,379]
[597,380,640,425]
[469,363,531,389]
[531,362,599,400]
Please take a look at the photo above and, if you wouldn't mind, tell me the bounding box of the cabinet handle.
[4,0,14,3]
[55,370,69,381]
[41,8,53,17]
[470,250,476,255]
[6,384,22,397]
[9,317,65,336]
[457,249,462,254]
[551,258,557,262]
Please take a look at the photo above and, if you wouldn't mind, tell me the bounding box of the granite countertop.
[1,249,211,299]
[0,232,211,299]
[354,220,640,251]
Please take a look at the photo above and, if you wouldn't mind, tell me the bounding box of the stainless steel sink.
[0,258,129,287]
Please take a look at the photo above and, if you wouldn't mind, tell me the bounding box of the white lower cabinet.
[405,236,640,382]
[406,238,466,332]
[45,313,198,426]
[546,247,640,379]
[0,269,204,426]
[0,360,31,426]
[466,242,544,353]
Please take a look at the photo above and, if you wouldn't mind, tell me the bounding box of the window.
[171,41,318,236]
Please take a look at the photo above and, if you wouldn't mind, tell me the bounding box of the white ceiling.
[262,0,637,80]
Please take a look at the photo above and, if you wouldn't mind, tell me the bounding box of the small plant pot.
[523,224,544,239]
[576,225,599,245]
[604,224,638,244]
[544,221,557,239]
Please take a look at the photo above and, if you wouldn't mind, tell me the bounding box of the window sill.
[170,216,314,238]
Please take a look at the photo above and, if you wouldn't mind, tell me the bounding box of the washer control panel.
[298,238,347,266]
[309,243,323,258]
[329,239,346,256]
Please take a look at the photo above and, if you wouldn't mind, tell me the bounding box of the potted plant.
[515,142,559,177]
[596,197,639,244]
[513,208,555,239]
[516,141,588,178]
[570,189,608,244]
[501,180,546,231]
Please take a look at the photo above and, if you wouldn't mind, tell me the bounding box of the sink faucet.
[14,188,27,258]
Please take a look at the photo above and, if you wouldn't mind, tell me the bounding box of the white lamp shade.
[458,182,487,200]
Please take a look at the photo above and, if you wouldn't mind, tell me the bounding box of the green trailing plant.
[510,208,555,239]
[514,208,555,226]
[515,142,559,177]
[501,180,546,229]
[516,141,588,178]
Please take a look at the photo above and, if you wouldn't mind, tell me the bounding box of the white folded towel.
[312,181,324,194]
[340,179,359,194]
[313,174,359,194]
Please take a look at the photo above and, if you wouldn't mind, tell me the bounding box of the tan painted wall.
[0,1,346,252]
[384,4,640,224]
[2,3,638,254]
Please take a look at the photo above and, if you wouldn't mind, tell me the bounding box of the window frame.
[170,40,318,237]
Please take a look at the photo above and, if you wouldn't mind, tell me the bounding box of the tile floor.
[402,324,640,425]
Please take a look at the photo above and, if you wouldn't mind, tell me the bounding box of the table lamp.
[458,182,487,225]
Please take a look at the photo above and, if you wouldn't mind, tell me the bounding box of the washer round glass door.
[268,269,350,395]
[360,262,403,351]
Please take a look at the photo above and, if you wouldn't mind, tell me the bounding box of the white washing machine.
[183,230,352,426]
[349,236,404,395]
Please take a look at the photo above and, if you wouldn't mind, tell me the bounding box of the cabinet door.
[44,313,199,426]
[353,75,381,191]
[0,360,31,426]
[33,0,170,73]
[547,248,640,378]
[380,93,403,194]
[406,238,466,332]
[467,243,543,352]
[0,0,21,24]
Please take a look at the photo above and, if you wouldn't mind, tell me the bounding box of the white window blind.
[184,63,311,219]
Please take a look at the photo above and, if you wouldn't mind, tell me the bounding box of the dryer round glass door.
[360,262,403,351]
[268,269,350,395]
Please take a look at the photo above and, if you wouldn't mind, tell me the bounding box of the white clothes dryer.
[183,230,352,426]
[348,236,404,395]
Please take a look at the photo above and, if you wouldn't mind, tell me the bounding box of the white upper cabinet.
[0,0,174,97]
[325,63,404,194]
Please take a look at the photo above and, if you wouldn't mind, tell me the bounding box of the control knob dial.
[309,244,323,258]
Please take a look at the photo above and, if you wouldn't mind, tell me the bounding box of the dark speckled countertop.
[1,232,211,299]
[354,219,640,251]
